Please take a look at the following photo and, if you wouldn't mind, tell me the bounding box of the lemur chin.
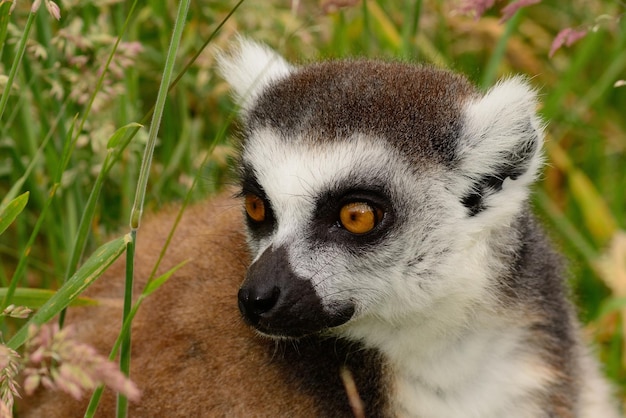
[22,40,619,417]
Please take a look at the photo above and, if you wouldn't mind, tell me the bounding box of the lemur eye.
[339,202,383,235]
[245,194,266,223]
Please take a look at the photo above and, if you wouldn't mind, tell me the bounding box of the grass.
[0,0,625,414]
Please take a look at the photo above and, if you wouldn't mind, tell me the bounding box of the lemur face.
[219,40,543,339]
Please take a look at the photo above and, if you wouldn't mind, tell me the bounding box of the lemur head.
[218,40,543,340]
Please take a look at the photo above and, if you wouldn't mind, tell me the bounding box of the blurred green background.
[1,0,625,407]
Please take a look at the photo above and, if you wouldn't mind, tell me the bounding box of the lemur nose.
[238,286,281,323]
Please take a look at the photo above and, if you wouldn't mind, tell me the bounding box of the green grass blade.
[6,235,129,350]
[400,0,422,58]
[0,192,29,235]
[366,0,401,51]
[166,0,245,96]
[480,10,524,89]
[0,288,96,308]
[120,1,190,415]
[0,2,12,65]
[129,0,191,230]
[84,386,105,418]
[107,122,142,150]
[0,9,37,120]
[86,3,240,414]
[143,260,188,297]
[598,297,626,319]
[534,189,599,268]
[546,141,619,246]
[0,184,59,313]
[116,230,135,417]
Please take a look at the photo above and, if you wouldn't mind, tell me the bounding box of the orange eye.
[339,202,383,235]
[245,194,266,223]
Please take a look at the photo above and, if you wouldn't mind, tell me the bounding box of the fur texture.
[23,40,619,417]
[225,40,619,417]
[20,195,389,417]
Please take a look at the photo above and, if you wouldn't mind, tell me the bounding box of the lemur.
[219,40,619,417]
[22,40,619,417]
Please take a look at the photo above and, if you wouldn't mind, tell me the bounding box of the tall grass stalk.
[0,3,12,59]
[0,8,37,120]
[83,258,187,417]
[116,230,135,418]
[86,0,245,408]
[129,0,190,232]
[118,0,191,416]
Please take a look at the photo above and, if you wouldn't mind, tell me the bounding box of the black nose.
[238,286,281,324]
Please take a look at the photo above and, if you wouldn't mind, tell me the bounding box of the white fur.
[446,78,545,241]
[242,127,556,417]
[233,44,619,417]
[388,327,554,418]
[242,129,477,317]
[216,38,293,112]
[459,77,542,181]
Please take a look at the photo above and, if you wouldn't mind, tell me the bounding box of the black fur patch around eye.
[238,165,276,237]
[311,186,396,251]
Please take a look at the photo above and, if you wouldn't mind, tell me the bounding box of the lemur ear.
[457,77,544,217]
[216,38,293,112]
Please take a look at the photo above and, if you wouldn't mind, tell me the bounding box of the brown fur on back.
[20,194,354,417]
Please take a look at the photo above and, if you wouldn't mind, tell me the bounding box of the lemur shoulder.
[21,40,619,418]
